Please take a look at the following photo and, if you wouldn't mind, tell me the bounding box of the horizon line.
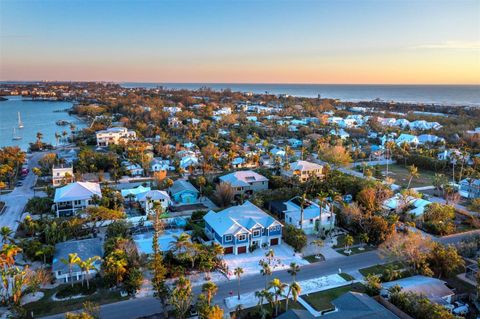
[1,80,479,86]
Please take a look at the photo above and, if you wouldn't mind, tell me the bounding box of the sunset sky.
[1,0,479,84]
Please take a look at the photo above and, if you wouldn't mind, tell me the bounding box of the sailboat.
[18,112,24,129]
[12,127,22,140]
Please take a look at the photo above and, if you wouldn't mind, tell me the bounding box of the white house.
[283,197,335,235]
[219,170,269,197]
[96,127,136,146]
[383,194,432,217]
[282,160,324,182]
[395,134,419,147]
[418,134,445,145]
[54,182,102,217]
[382,275,454,306]
[137,190,171,215]
[150,158,175,172]
[52,165,74,187]
[122,161,144,176]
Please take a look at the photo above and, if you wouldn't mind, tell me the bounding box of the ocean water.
[0,96,86,150]
[122,83,480,106]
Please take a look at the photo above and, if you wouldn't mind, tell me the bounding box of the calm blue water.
[122,83,480,106]
[0,96,86,150]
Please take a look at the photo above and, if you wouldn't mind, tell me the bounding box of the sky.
[1,0,479,84]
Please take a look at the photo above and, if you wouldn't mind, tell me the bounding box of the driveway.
[223,243,308,278]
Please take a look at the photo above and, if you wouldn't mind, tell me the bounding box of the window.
[310,219,314,224]
[225,235,233,242]
[238,234,246,241]
[253,230,260,237]
[74,200,81,206]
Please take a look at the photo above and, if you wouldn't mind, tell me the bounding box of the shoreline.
[119,83,480,107]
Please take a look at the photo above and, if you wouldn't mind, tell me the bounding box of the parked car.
[15,182,23,187]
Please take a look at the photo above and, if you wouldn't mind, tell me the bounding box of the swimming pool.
[133,229,190,254]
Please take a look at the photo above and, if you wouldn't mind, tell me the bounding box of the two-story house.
[281,160,324,182]
[53,182,102,217]
[96,127,137,147]
[52,165,74,187]
[203,201,283,255]
[219,170,268,198]
[282,197,335,235]
[137,190,171,215]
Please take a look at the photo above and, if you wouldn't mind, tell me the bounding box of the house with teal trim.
[168,180,199,204]
[203,201,282,255]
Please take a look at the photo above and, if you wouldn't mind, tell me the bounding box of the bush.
[56,281,97,298]
[25,197,53,215]
[282,224,307,252]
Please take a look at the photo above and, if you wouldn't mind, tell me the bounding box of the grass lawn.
[336,245,375,256]
[338,273,355,281]
[304,254,325,263]
[332,234,361,249]
[23,282,128,317]
[302,283,365,312]
[377,164,436,188]
[233,299,305,319]
[358,262,403,277]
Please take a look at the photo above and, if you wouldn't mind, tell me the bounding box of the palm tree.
[407,164,419,189]
[285,282,302,311]
[298,193,307,230]
[234,267,244,300]
[311,238,324,257]
[359,233,369,249]
[344,235,354,254]
[287,262,300,282]
[79,256,101,289]
[268,278,287,316]
[255,289,273,319]
[265,249,275,265]
[35,244,54,264]
[201,281,217,306]
[0,226,13,244]
[259,261,272,288]
[61,253,81,287]
[169,232,192,255]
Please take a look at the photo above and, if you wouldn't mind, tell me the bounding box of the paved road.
[0,152,44,232]
[40,228,480,319]
[42,250,384,319]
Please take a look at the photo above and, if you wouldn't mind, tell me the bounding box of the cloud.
[412,41,480,50]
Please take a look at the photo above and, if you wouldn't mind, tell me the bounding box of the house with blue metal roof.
[203,201,282,255]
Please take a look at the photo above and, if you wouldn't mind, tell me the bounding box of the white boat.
[12,128,22,140]
[18,112,24,129]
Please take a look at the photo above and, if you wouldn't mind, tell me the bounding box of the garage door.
[237,246,247,254]
[270,238,279,246]
[223,247,234,255]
